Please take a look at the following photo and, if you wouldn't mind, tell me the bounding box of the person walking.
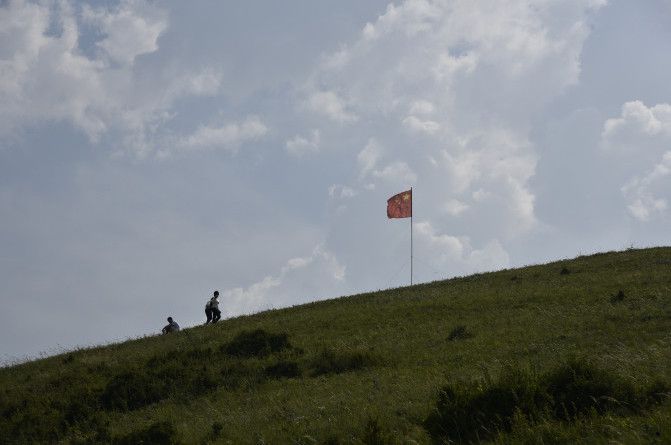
[205,290,221,324]
[162,317,180,334]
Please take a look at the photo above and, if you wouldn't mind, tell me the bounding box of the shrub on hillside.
[209,421,224,441]
[0,378,105,443]
[424,366,546,442]
[100,371,166,411]
[0,404,64,444]
[112,420,180,445]
[265,360,301,379]
[610,289,626,303]
[362,417,391,445]
[448,325,473,341]
[645,379,671,404]
[146,347,213,369]
[218,361,257,390]
[99,349,238,413]
[62,388,100,425]
[222,329,291,358]
[309,348,377,376]
[543,359,637,420]
[425,360,667,443]
[322,436,342,445]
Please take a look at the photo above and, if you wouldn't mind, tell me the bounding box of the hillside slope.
[1,247,670,444]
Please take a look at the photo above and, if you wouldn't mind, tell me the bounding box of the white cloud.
[361,1,444,41]
[178,69,223,96]
[0,0,112,139]
[621,151,671,221]
[601,101,671,221]
[357,138,383,179]
[356,139,416,187]
[305,90,357,123]
[432,50,478,81]
[285,129,320,157]
[472,188,490,202]
[176,116,267,153]
[409,100,436,115]
[372,161,418,185]
[314,0,603,117]
[413,220,510,271]
[402,115,440,135]
[602,100,671,151]
[0,0,222,157]
[328,184,358,199]
[221,245,346,316]
[467,240,511,271]
[321,47,351,71]
[414,221,465,257]
[625,195,667,222]
[82,0,167,66]
[443,198,469,216]
[306,0,602,244]
[441,150,482,194]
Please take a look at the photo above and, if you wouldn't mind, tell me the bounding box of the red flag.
[387,189,412,218]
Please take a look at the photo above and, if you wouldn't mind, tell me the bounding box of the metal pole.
[410,187,413,286]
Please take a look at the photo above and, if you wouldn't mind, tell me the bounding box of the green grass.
[1,247,671,444]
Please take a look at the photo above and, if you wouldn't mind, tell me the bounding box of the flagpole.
[410,187,413,286]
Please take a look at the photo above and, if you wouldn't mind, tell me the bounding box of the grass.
[424,359,668,443]
[1,247,670,444]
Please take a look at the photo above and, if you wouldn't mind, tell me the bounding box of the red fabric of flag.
[387,189,412,218]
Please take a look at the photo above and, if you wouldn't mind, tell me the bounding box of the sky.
[1,0,671,362]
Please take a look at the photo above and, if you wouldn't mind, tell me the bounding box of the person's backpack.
[205,299,212,310]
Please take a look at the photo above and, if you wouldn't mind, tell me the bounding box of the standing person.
[205,291,221,324]
[162,317,180,334]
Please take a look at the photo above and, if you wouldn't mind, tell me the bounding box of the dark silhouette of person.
[205,291,221,324]
[162,317,180,334]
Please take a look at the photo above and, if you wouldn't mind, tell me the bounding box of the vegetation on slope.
[1,247,670,444]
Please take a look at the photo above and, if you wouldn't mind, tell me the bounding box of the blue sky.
[1,0,671,361]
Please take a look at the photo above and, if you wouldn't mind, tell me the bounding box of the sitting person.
[162,317,180,334]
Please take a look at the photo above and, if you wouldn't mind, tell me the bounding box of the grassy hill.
[1,247,670,444]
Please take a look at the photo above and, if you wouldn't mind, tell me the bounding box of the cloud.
[602,100,671,152]
[285,129,320,157]
[355,138,417,186]
[621,151,671,221]
[313,0,603,117]
[1,0,114,139]
[176,69,223,96]
[372,161,418,185]
[305,90,358,123]
[402,115,440,135]
[305,0,602,245]
[328,184,359,215]
[443,198,469,216]
[409,100,436,115]
[414,221,465,257]
[221,245,346,316]
[82,0,167,66]
[601,101,671,221]
[413,220,510,272]
[328,184,358,199]
[0,0,222,157]
[175,116,268,153]
[404,98,440,135]
[357,138,383,178]
[441,150,482,194]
